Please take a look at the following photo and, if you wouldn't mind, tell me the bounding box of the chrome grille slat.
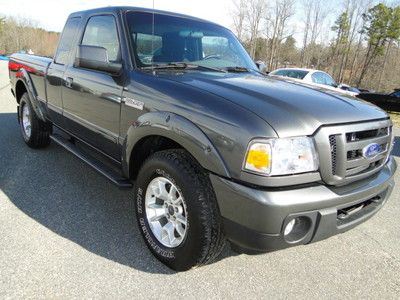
[346,151,388,169]
[346,165,370,176]
[314,120,392,186]
[346,135,389,151]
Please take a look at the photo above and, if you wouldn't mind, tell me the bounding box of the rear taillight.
[8,61,22,71]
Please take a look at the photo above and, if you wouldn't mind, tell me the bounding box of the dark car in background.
[357,89,400,112]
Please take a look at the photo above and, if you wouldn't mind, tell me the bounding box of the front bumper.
[210,157,397,252]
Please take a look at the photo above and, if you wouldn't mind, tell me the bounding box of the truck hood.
[164,72,388,137]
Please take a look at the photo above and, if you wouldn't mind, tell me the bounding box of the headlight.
[244,137,319,176]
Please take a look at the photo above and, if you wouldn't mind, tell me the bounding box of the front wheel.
[134,149,225,271]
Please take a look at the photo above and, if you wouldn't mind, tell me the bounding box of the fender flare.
[122,111,230,178]
[16,69,46,122]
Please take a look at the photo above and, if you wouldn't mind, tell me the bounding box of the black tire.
[134,149,226,271]
[19,93,51,148]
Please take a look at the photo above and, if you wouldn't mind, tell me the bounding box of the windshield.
[126,11,257,71]
[270,69,309,80]
[392,90,400,97]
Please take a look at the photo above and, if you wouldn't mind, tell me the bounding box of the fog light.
[284,219,296,236]
[283,216,312,243]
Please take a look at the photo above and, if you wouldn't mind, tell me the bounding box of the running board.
[50,134,133,189]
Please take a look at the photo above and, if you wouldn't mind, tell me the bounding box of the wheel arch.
[122,111,230,180]
[15,80,28,104]
[14,70,46,122]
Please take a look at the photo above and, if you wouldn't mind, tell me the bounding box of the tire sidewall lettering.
[139,218,175,259]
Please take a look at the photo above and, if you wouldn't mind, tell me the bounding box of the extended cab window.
[81,15,120,62]
[54,17,81,65]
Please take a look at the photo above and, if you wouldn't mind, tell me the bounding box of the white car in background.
[269,68,359,96]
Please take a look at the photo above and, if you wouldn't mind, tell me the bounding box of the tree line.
[1,2,399,92]
[0,16,59,57]
[232,0,400,92]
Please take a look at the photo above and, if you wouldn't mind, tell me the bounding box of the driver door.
[62,14,123,160]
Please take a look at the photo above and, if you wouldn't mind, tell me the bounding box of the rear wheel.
[134,149,226,271]
[19,93,51,148]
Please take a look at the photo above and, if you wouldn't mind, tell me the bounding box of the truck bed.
[9,53,52,102]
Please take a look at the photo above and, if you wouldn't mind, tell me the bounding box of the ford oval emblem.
[362,143,382,159]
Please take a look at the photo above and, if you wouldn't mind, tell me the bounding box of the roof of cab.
[68,6,221,27]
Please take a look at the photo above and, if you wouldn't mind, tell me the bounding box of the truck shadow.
[0,113,234,275]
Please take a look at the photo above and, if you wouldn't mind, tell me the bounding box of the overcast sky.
[0,0,235,32]
[0,0,398,46]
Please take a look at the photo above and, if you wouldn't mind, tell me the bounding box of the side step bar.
[50,134,133,189]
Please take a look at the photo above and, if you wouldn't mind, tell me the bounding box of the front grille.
[316,120,392,185]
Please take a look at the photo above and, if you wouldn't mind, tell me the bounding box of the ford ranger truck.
[8,7,397,271]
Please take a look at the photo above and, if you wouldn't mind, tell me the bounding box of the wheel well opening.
[15,81,27,104]
[129,135,183,180]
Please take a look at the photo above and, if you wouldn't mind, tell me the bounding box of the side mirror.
[74,45,122,75]
[255,61,267,73]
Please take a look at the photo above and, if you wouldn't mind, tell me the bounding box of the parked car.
[357,89,400,112]
[338,83,360,94]
[8,6,396,271]
[269,68,359,96]
[358,88,372,93]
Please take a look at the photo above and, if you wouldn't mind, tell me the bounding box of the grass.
[389,112,400,128]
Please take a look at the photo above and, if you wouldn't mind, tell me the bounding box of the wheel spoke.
[175,223,185,237]
[149,213,165,223]
[150,184,159,197]
[158,180,169,198]
[147,203,162,209]
[168,185,178,200]
[147,203,166,222]
[171,196,183,205]
[175,214,187,226]
[149,210,166,222]
[163,222,176,245]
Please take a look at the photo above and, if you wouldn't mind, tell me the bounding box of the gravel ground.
[0,61,399,299]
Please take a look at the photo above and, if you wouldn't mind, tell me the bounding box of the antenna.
[151,0,155,74]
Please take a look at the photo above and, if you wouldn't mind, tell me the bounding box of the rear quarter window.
[54,17,81,65]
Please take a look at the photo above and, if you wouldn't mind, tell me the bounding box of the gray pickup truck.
[8,6,397,271]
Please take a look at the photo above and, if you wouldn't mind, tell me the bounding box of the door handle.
[65,77,73,88]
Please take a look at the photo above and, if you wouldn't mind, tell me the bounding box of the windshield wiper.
[141,62,188,70]
[191,64,227,73]
[141,63,227,73]
[224,66,250,73]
